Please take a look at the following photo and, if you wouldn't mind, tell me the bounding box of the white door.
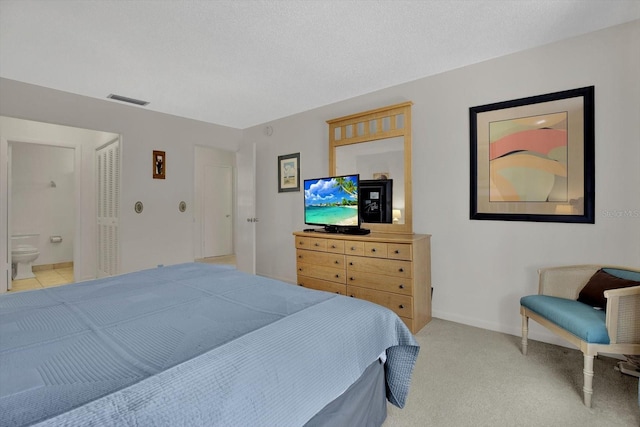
[235,141,256,274]
[96,139,120,277]
[203,165,233,257]
[0,138,9,292]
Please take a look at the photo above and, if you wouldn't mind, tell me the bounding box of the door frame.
[1,138,81,292]
[235,141,256,274]
[1,137,8,292]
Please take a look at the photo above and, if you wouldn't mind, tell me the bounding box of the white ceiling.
[1,1,639,129]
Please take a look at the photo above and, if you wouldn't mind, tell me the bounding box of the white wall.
[11,143,75,265]
[0,83,243,275]
[247,20,640,345]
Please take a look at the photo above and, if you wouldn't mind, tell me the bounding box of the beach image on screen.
[304,176,358,226]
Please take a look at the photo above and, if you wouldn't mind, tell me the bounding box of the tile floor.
[10,266,75,292]
[9,255,236,293]
[197,254,237,266]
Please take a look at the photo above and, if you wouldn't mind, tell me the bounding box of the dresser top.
[293,231,430,243]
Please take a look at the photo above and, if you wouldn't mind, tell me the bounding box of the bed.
[0,263,419,426]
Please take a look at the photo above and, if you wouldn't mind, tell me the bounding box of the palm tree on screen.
[333,177,357,197]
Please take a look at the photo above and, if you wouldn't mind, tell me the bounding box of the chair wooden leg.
[521,314,529,356]
[583,354,594,408]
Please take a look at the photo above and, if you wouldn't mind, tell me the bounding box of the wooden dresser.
[293,231,431,333]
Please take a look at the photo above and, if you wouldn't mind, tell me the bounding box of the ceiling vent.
[107,94,149,106]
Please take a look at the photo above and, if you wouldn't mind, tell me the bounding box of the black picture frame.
[470,86,595,223]
[359,179,393,223]
[278,153,300,192]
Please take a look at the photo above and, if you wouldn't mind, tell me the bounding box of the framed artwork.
[153,150,166,179]
[470,86,595,223]
[278,153,300,192]
[373,172,390,180]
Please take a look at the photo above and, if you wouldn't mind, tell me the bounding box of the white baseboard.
[432,309,577,349]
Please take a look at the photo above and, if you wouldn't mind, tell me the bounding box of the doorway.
[0,116,120,293]
[194,146,235,263]
[202,165,233,257]
[8,142,76,292]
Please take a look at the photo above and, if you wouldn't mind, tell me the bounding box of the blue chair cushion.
[520,295,609,344]
[603,267,640,282]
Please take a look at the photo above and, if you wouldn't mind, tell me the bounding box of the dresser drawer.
[308,238,328,251]
[296,249,344,268]
[298,276,346,295]
[346,270,413,295]
[347,286,413,319]
[344,241,365,256]
[346,256,412,278]
[297,262,345,284]
[295,236,311,250]
[326,239,345,254]
[387,243,412,261]
[364,242,388,258]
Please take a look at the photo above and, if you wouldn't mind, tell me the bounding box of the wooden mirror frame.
[328,102,413,234]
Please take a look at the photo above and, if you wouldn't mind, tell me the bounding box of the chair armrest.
[538,265,601,299]
[605,285,640,344]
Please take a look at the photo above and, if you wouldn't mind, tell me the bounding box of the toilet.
[11,234,40,280]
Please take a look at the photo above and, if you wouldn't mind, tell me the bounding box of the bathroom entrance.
[9,142,75,291]
[0,116,120,293]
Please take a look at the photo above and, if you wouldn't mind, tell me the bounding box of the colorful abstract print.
[489,112,568,202]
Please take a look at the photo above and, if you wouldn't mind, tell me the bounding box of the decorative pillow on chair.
[577,269,640,310]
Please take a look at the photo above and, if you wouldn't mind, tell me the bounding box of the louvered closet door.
[96,139,120,277]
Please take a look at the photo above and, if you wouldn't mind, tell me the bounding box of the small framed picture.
[278,153,300,192]
[153,150,166,179]
[373,172,390,180]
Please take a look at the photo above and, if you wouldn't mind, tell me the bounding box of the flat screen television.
[359,179,393,223]
[303,174,370,234]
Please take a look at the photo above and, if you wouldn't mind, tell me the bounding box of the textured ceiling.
[1,0,639,129]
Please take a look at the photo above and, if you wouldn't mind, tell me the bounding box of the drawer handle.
[298,255,302,258]
[336,291,340,294]
[299,241,304,245]
[331,245,336,248]
[350,295,355,298]
[335,274,340,278]
[349,262,354,266]
[399,304,405,309]
[399,284,404,289]
[371,248,376,252]
[394,250,400,254]
[298,268,302,271]
[350,247,356,251]
[298,283,304,287]
[398,268,404,273]
[314,243,320,247]
[349,277,355,281]
[334,260,339,264]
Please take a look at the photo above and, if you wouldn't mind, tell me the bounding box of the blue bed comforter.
[0,263,419,426]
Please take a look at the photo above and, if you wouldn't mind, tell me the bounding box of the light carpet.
[384,318,639,427]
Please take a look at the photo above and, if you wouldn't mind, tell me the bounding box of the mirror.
[335,137,404,223]
[328,102,413,234]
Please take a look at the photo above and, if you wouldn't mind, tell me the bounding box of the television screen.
[304,174,360,228]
